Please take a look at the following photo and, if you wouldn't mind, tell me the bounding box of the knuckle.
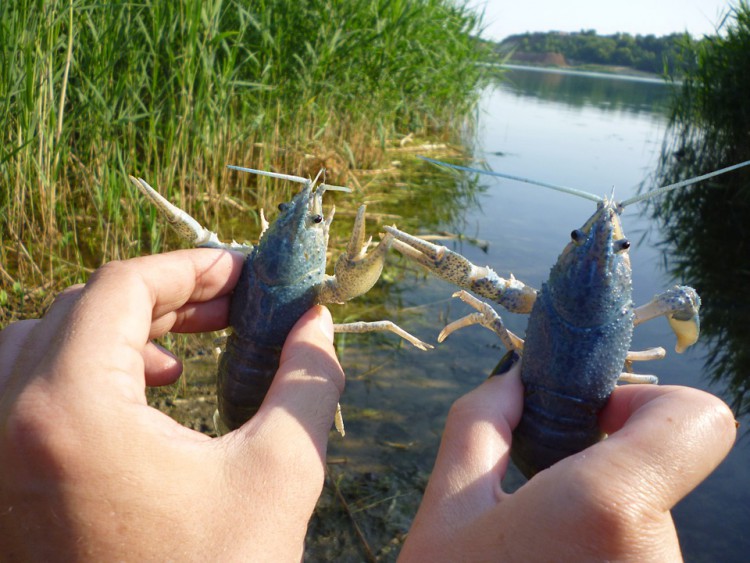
[89,259,140,285]
[558,460,648,542]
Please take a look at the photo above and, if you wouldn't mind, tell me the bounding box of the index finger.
[44,249,244,384]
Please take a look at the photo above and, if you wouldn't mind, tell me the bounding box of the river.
[314,66,749,562]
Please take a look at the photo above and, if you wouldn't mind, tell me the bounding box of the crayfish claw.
[130,175,253,253]
[634,286,701,353]
[320,206,393,304]
[440,290,523,351]
[385,226,538,314]
[334,403,345,437]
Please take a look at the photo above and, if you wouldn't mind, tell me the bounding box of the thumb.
[247,306,345,459]
[208,307,345,556]
[594,384,737,512]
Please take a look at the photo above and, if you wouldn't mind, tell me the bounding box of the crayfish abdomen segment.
[217,334,282,431]
[511,388,605,478]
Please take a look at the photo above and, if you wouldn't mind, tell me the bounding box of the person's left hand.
[0,249,345,561]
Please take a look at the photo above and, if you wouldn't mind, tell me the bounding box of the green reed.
[0,0,486,324]
[662,1,750,167]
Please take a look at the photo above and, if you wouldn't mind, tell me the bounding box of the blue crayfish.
[385,157,750,478]
[130,166,430,434]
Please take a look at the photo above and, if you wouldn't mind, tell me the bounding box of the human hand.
[400,360,736,561]
[0,249,345,561]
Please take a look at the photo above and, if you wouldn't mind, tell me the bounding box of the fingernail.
[317,306,335,343]
[489,349,521,378]
[154,341,178,361]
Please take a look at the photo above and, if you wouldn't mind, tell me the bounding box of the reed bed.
[0,0,486,324]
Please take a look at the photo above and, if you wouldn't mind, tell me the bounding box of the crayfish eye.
[278,202,289,212]
[616,239,631,252]
[311,214,324,224]
[570,229,584,244]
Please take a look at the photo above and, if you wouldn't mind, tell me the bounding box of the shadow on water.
[645,2,750,421]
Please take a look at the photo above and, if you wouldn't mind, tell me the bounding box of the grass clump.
[0,0,486,324]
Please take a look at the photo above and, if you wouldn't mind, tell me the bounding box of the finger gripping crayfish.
[386,157,750,478]
[131,166,430,434]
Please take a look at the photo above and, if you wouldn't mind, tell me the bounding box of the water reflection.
[650,153,750,418]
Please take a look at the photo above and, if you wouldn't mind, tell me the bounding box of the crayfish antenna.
[228,164,352,193]
[418,155,604,203]
[620,159,750,208]
[227,164,311,185]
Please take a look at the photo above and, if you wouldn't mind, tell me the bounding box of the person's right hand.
[400,361,736,561]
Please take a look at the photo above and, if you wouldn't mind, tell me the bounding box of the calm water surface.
[323,67,748,561]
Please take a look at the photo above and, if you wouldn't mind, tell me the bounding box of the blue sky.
[476,0,738,41]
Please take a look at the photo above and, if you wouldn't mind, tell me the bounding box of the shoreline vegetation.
[0,0,486,325]
[495,29,699,76]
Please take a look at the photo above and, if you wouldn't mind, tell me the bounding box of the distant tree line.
[497,30,696,74]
